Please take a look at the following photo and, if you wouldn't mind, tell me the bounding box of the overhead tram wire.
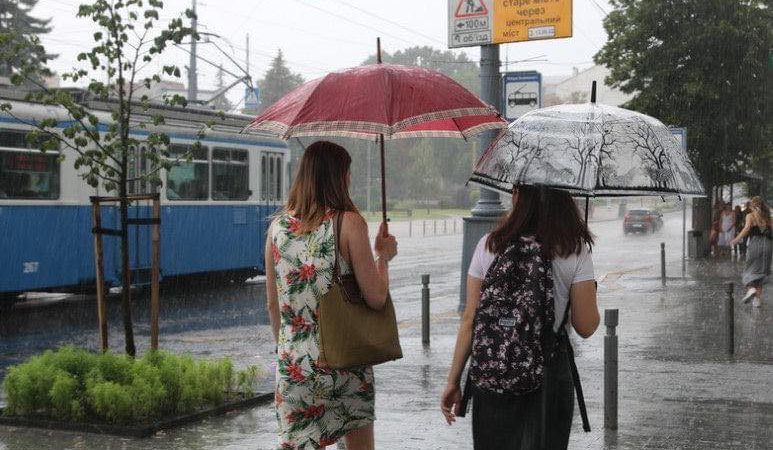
[586,0,609,17]
[332,0,446,46]
[291,0,417,47]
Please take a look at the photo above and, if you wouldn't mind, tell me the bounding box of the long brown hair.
[285,141,359,234]
[749,196,771,228]
[487,185,594,259]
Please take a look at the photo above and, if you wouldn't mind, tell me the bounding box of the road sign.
[449,0,493,48]
[448,0,573,48]
[244,87,260,110]
[503,71,541,121]
[670,127,687,151]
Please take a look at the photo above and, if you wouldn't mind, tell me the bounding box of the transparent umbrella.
[469,84,705,199]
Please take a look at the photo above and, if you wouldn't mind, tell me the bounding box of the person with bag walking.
[265,141,398,449]
[731,196,772,308]
[441,185,600,449]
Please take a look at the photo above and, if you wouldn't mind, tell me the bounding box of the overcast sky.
[33,0,611,108]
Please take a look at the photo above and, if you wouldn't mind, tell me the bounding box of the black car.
[623,208,663,234]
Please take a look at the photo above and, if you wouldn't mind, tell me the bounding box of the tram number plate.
[23,261,39,274]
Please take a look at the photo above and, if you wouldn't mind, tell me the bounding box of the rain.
[1,1,771,449]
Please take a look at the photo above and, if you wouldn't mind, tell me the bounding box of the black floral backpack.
[460,235,590,433]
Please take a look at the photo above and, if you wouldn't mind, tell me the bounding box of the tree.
[1,0,200,357]
[595,0,770,234]
[0,0,56,77]
[210,64,234,112]
[256,49,304,114]
[362,45,480,96]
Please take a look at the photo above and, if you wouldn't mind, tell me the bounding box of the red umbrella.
[244,39,506,226]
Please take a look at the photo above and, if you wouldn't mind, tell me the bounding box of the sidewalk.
[376,257,772,449]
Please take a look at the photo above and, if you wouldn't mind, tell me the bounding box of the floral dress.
[270,212,375,449]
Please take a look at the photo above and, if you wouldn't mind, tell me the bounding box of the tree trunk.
[119,194,136,357]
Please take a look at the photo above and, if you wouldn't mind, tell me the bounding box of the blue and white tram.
[0,96,289,300]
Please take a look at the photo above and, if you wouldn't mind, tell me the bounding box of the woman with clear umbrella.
[441,185,599,448]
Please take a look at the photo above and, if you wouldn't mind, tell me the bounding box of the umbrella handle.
[380,133,388,236]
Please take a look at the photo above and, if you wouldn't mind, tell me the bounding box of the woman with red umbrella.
[265,141,397,449]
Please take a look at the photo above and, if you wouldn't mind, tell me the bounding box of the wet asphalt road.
[1,209,771,449]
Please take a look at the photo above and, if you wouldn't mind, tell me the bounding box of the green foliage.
[256,49,305,114]
[594,0,770,192]
[2,347,265,424]
[362,46,480,96]
[0,0,56,78]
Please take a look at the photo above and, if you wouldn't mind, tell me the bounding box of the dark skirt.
[472,345,574,450]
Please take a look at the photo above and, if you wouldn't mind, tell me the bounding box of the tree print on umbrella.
[470,102,704,197]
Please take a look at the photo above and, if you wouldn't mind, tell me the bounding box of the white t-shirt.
[468,234,595,332]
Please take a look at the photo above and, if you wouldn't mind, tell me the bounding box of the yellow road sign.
[448,0,572,48]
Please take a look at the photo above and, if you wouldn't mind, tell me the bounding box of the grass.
[2,346,263,425]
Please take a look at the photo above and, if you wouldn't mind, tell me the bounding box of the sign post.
[450,0,571,312]
[671,127,688,276]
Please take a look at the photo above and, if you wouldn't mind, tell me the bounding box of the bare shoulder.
[341,211,367,233]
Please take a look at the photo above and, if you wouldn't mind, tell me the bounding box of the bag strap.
[331,212,344,279]
[565,335,591,432]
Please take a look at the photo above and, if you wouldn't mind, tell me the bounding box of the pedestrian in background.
[717,203,736,258]
[265,141,398,449]
[441,185,599,449]
[731,196,772,308]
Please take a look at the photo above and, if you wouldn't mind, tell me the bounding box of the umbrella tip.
[591,80,597,104]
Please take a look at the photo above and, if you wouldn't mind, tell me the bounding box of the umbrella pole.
[585,197,590,224]
[380,133,388,235]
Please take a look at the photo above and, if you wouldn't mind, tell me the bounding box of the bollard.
[444,219,447,234]
[434,220,437,235]
[660,242,666,286]
[726,282,734,355]
[409,220,412,237]
[423,220,426,236]
[604,309,619,430]
[453,219,457,234]
[421,274,430,346]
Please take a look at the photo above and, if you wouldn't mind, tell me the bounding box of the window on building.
[165,144,209,200]
[0,129,60,200]
[212,148,249,200]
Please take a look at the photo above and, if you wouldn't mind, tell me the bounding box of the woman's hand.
[440,383,462,425]
[374,221,397,262]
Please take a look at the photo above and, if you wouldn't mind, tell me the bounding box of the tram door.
[124,145,155,285]
[258,151,284,269]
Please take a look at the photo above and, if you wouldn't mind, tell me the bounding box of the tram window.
[269,156,275,201]
[212,148,249,200]
[274,155,283,201]
[128,145,155,195]
[261,155,267,201]
[0,130,60,200]
[165,144,208,200]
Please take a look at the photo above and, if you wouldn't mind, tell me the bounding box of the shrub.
[2,347,265,424]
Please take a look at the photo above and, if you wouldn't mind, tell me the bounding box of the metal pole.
[366,145,372,213]
[604,308,619,430]
[434,220,437,235]
[421,274,430,346]
[408,220,412,237]
[150,195,161,350]
[423,220,426,236]
[187,0,198,102]
[660,242,666,286]
[726,282,734,356]
[444,219,447,234]
[459,44,506,311]
[453,219,457,234]
[682,198,687,276]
